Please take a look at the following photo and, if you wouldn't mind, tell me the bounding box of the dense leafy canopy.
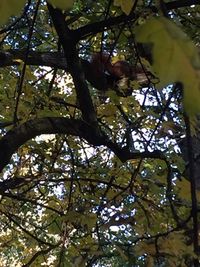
[0,0,200,266]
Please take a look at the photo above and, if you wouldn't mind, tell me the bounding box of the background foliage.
[0,0,200,266]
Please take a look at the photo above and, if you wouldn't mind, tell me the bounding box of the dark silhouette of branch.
[22,246,56,267]
[165,0,200,10]
[47,4,98,126]
[0,0,31,35]
[0,50,67,69]
[184,114,199,265]
[14,0,41,124]
[71,0,199,41]
[0,50,150,93]
[3,211,55,246]
[0,50,105,90]
[73,14,137,41]
[0,117,165,173]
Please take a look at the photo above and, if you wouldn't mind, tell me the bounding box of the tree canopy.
[0,0,200,266]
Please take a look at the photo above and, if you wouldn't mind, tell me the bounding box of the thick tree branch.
[72,0,199,41]
[73,14,136,40]
[0,50,150,93]
[165,0,200,10]
[0,50,67,69]
[184,114,199,263]
[0,50,105,91]
[47,4,98,126]
[0,117,103,173]
[0,117,165,173]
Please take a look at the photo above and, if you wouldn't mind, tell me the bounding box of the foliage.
[135,17,200,114]
[0,0,26,25]
[114,0,135,15]
[0,0,199,266]
[0,0,75,25]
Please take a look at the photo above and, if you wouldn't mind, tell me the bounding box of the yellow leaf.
[176,179,191,201]
[159,231,194,258]
[114,0,135,15]
[135,241,156,255]
[13,59,23,64]
[98,103,117,117]
[47,0,75,10]
[135,17,200,114]
[112,55,125,63]
[0,0,26,26]
[146,256,154,267]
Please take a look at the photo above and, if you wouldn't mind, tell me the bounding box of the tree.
[0,0,200,266]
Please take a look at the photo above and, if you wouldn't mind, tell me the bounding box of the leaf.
[135,241,156,256]
[135,17,200,114]
[0,0,26,26]
[146,256,154,267]
[114,0,135,15]
[47,0,75,10]
[176,179,191,201]
[106,91,120,104]
[159,231,194,258]
[98,103,117,117]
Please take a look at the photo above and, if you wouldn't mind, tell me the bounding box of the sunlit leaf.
[135,17,200,114]
[135,241,156,255]
[0,0,26,26]
[176,178,191,201]
[114,0,135,15]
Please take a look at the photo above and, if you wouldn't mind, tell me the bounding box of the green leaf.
[0,0,26,26]
[47,0,75,10]
[176,179,191,201]
[114,0,135,15]
[135,17,200,114]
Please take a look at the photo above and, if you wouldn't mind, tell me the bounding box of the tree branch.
[0,117,102,172]
[165,0,200,10]
[73,13,136,40]
[47,4,98,126]
[0,50,106,91]
[0,49,149,93]
[0,117,165,173]
[72,0,199,41]
[0,50,67,69]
